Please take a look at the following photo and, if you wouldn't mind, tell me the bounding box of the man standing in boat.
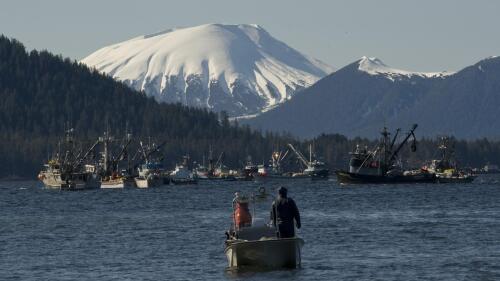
[270,186,301,238]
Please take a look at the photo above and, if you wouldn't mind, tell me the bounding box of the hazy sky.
[2,0,499,72]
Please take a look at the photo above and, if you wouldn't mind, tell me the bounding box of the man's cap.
[278,186,287,196]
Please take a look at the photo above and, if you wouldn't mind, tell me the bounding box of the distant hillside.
[0,35,287,177]
[244,56,500,139]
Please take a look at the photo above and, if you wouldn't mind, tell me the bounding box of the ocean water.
[1,176,500,280]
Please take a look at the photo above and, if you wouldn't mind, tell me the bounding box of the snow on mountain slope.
[358,56,453,81]
[81,24,334,117]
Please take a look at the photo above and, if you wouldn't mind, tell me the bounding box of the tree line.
[0,35,499,179]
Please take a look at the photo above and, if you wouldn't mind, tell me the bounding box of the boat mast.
[309,143,312,163]
[389,124,418,164]
[380,127,390,174]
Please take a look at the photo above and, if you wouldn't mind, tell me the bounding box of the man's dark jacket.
[270,196,301,238]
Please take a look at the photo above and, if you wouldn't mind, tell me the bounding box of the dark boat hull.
[225,238,304,270]
[336,170,436,184]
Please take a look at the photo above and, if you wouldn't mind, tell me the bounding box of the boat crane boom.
[111,136,132,167]
[72,139,100,170]
[389,124,418,162]
[287,143,309,167]
[390,128,401,150]
[280,150,289,162]
[138,140,166,162]
[216,152,224,167]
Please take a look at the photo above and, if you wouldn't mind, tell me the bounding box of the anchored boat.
[336,124,435,184]
[38,128,101,190]
[99,129,135,189]
[134,139,167,188]
[224,193,304,270]
[287,143,329,179]
[135,162,164,188]
[170,156,197,185]
[422,136,476,183]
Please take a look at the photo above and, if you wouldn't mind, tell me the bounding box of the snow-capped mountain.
[358,56,452,81]
[81,24,334,117]
[243,56,500,139]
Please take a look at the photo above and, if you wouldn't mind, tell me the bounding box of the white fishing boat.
[38,128,101,191]
[134,162,164,188]
[100,176,135,189]
[170,156,197,185]
[287,143,329,179]
[132,139,168,188]
[98,130,135,189]
[193,165,209,179]
[39,163,101,190]
[134,174,162,188]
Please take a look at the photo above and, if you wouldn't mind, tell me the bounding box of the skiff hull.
[224,237,304,270]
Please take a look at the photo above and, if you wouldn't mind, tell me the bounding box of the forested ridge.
[0,35,499,178]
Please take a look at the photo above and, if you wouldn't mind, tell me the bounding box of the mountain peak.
[82,23,333,117]
[358,56,389,72]
[357,56,452,81]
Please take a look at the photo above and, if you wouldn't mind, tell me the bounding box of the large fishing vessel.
[422,136,476,183]
[99,130,135,189]
[134,139,166,188]
[38,128,100,190]
[194,149,236,180]
[287,143,329,179]
[170,156,197,184]
[336,124,435,184]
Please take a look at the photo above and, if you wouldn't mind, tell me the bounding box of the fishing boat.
[170,156,197,185]
[224,193,304,270]
[38,128,101,190]
[39,162,100,190]
[135,162,163,188]
[422,136,476,183]
[240,156,258,180]
[267,150,291,178]
[99,129,136,189]
[133,139,167,188]
[193,164,209,179]
[100,176,134,188]
[336,124,436,184]
[194,149,236,181]
[288,143,329,179]
[257,164,271,177]
[251,164,271,182]
[214,164,238,181]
